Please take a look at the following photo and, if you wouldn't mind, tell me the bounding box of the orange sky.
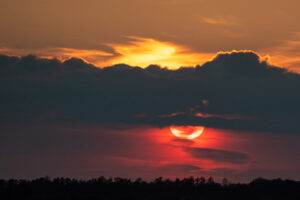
[1,0,300,72]
[2,1,300,182]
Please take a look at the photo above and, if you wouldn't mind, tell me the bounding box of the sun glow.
[2,37,290,72]
[170,126,205,140]
[106,36,212,69]
[0,37,213,69]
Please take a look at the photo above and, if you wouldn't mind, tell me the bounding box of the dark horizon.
[1,176,300,200]
[1,0,300,189]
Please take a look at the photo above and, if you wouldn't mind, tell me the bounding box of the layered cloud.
[184,147,250,164]
[260,32,300,73]
[201,16,239,26]
[0,51,300,134]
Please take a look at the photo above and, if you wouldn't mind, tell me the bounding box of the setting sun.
[170,126,205,140]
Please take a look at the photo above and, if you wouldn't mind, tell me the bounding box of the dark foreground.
[1,177,300,200]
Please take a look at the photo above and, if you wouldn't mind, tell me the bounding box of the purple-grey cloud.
[184,147,250,164]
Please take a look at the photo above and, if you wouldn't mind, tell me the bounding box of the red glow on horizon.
[66,124,251,178]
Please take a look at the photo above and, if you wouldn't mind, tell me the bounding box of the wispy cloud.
[0,47,114,66]
[184,147,250,164]
[260,32,300,73]
[201,16,239,26]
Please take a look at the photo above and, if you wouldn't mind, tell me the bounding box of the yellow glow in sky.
[106,37,213,69]
[0,37,214,69]
[0,36,298,73]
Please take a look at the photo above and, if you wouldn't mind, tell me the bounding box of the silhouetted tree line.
[0,176,299,200]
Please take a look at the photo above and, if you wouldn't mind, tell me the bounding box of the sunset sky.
[1,0,300,182]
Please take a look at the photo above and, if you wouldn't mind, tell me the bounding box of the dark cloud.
[184,147,250,164]
[1,51,300,133]
[171,138,195,146]
[199,51,288,77]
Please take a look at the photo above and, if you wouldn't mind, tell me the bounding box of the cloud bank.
[0,51,300,133]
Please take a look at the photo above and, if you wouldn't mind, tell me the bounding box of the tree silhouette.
[0,176,299,200]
